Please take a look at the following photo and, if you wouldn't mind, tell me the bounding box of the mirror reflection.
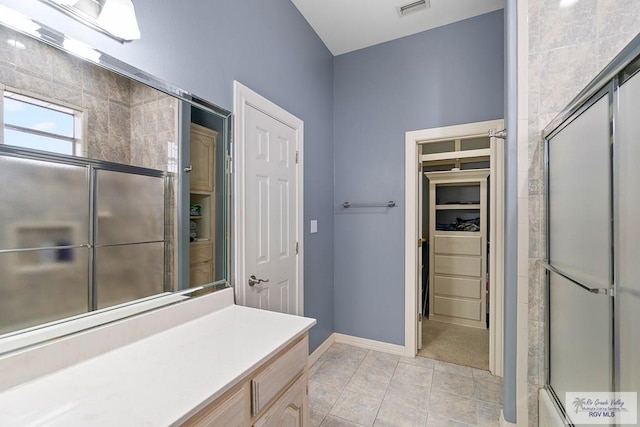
[0,22,229,338]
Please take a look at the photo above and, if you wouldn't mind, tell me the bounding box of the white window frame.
[0,86,86,157]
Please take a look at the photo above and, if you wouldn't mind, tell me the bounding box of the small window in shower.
[2,91,84,156]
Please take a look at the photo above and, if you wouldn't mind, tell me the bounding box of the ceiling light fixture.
[51,0,81,5]
[40,0,141,42]
[98,0,141,41]
[398,0,430,16]
[559,0,579,7]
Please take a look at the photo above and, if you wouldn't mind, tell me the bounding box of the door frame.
[233,81,305,315]
[404,119,504,376]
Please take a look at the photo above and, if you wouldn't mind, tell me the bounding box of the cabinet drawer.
[253,373,306,427]
[190,243,213,264]
[434,255,481,277]
[184,383,250,427]
[433,296,482,321]
[434,235,481,256]
[434,275,482,299]
[252,336,308,415]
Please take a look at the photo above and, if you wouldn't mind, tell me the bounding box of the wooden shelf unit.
[189,123,217,287]
[426,169,489,329]
[435,204,481,210]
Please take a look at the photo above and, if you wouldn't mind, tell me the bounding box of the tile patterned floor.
[308,343,503,427]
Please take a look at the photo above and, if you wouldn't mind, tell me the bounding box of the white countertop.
[0,302,316,426]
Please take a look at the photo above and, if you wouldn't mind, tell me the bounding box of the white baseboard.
[333,333,406,356]
[308,333,335,367]
[308,332,408,368]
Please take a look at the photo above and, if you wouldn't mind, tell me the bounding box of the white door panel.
[244,104,298,314]
[417,160,423,350]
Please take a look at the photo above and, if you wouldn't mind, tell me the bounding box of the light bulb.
[559,0,579,8]
[52,0,82,5]
[98,0,141,41]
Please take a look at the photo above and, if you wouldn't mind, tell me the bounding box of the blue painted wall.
[0,0,335,351]
[333,11,504,345]
[1,0,505,352]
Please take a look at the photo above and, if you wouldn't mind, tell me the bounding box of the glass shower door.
[615,69,640,404]
[0,156,90,334]
[546,93,613,422]
[94,169,166,309]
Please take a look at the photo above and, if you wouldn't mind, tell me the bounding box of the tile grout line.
[313,344,502,426]
[324,348,370,425]
[370,354,401,425]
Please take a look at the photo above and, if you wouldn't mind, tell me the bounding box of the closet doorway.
[404,119,504,376]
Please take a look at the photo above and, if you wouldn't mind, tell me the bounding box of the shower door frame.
[541,32,640,424]
[0,144,171,315]
[542,83,616,423]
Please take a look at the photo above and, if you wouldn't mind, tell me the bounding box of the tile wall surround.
[0,25,178,171]
[525,0,640,425]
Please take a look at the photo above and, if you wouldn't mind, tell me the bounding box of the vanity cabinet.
[183,335,309,427]
[189,123,217,286]
[184,384,250,427]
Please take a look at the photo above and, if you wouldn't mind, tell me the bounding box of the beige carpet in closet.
[417,319,489,370]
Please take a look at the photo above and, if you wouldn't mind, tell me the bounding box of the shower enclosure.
[0,149,173,335]
[542,34,640,426]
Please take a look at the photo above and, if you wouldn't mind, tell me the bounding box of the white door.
[244,105,298,313]
[417,161,424,350]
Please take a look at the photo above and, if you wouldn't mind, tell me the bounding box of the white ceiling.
[291,0,505,56]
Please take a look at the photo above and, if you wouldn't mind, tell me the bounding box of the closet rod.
[342,201,396,208]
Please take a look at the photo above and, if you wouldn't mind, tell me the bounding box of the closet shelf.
[434,230,481,235]
[435,204,480,210]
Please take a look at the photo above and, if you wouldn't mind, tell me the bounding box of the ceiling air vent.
[398,0,430,16]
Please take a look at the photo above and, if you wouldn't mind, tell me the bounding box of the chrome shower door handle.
[248,275,270,287]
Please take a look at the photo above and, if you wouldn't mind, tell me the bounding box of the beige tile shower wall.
[526,0,640,425]
[129,80,179,171]
[0,25,179,172]
[0,26,132,164]
[129,80,179,289]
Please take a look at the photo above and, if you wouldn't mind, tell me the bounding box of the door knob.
[248,275,270,287]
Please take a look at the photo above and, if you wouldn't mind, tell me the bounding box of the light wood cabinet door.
[253,374,307,427]
[190,123,216,193]
[190,262,212,286]
[190,242,213,264]
[184,384,250,427]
